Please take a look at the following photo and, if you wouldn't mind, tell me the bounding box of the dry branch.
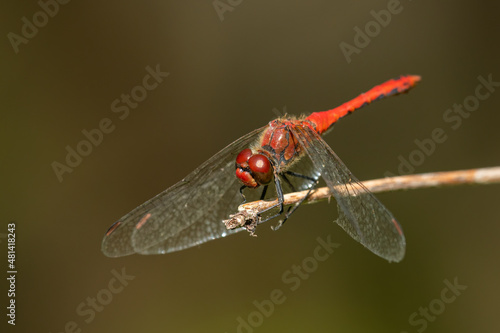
[223,166,500,232]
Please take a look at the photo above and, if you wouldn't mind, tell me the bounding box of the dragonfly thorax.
[235,148,273,188]
[258,119,303,170]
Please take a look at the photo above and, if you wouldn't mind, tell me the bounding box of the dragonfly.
[102,75,420,262]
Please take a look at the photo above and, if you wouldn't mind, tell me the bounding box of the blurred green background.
[2,1,499,332]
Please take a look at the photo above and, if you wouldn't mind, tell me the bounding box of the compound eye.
[236,148,253,165]
[248,154,273,185]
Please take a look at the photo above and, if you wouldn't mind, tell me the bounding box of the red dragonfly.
[102,75,420,261]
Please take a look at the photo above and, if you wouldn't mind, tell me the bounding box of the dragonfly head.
[235,148,273,188]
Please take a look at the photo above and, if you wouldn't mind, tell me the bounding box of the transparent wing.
[290,124,405,262]
[101,126,266,257]
[282,152,322,191]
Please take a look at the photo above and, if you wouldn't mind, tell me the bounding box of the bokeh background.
[2,1,500,332]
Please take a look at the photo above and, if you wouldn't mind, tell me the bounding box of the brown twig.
[223,166,500,232]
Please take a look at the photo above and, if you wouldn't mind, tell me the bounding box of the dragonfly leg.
[256,167,320,229]
[272,173,319,230]
[239,185,247,204]
[240,182,270,203]
[284,170,317,183]
[281,173,297,192]
[257,168,285,224]
[272,177,319,230]
[259,185,269,200]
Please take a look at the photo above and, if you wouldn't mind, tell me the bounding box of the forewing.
[101,126,266,257]
[291,124,405,262]
[283,152,322,191]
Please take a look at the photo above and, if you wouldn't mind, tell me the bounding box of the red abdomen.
[306,75,421,134]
